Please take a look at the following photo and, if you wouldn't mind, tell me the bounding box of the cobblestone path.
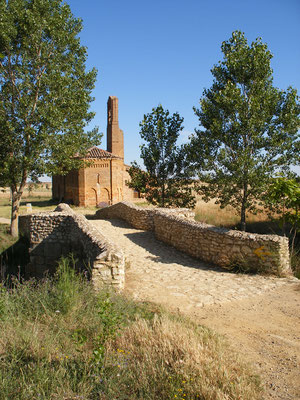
[91,218,300,400]
[91,219,296,310]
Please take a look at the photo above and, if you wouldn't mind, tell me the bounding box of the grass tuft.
[0,256,263,399]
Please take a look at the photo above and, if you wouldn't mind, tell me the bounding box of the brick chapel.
[52,96,137,206]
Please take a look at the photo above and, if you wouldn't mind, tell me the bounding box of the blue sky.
[66,0,299,171]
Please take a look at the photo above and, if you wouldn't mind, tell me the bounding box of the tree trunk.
[10,176,26,237]
[240,206,246,232]
[281,201,286,236]
[240,183,247,232]
[10,190,21,237]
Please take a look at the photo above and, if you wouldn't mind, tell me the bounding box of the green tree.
[27,181,37,196]
[126,161,148,198]
[0,0,101,236]
[265,176,300,253]
[189,30,300,231]
[128,105,195,208]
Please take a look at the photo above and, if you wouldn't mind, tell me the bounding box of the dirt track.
[92,218,300,400]
[196,284,300,400]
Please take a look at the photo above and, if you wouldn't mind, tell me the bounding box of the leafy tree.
[265,176,300,254]
[128,105,195,208]
[126,161,148,198]
[189,30,299,231]
[0,0,101,236]
[27,181,38,196]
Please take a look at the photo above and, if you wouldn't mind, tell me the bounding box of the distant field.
[0,183,101,220]
[0,183,52,198]
[0,190,287,233]
[0,197,55,220]
[194,198,271,230]
[0,196,99,221]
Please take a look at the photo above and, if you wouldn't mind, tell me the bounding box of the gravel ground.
[92,218,300,400]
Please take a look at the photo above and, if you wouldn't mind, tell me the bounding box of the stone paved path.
[91,219,296,310]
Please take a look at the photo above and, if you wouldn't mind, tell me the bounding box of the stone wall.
[95,202,155,230]
[153,212,290,276]
[94,201,195,231]
[94,202,290,276]
[19,204,125,290]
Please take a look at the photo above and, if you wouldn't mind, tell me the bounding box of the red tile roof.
[84,146,121,159]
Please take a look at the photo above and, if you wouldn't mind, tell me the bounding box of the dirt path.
[91,219,300,400]
[197,285,300,400]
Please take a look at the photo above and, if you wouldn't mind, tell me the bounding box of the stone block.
[30,255,44,265]
[30,246,44,257]
[112,267,120,276]
[44,242,62,259]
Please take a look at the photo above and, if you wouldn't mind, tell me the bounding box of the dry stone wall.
[153,212,290,276]
[94,201,194,230]
[95,202,155,230]
[19,204,125,290]
[94,202,290,276]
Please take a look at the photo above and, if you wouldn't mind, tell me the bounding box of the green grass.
[0,196,56,220]
[0,224,18,253]
[0,256,263,400]
[0,196,99,220]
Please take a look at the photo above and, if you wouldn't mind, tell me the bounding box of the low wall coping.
[153,210,286,243]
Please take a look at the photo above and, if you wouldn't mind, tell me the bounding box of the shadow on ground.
[20,199,58,208]
[103,218,235,274]
[0,238,30,283]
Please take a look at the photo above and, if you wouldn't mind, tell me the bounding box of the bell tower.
[107,96,124,159]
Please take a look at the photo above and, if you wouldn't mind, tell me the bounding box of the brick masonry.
[52,96,138,207]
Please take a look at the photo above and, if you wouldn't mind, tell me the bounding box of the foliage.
[0,256,263,399]
[27,181,38,196]
[51,255,84,314]
[266,176,300,230]
[92,292,125,364]
[188,30,300,231]
[265,176,300,270]
[128,105,195,208]
[126,160,149,197]
[0,0,102,235]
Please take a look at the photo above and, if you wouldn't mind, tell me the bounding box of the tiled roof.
[85,146,121,159]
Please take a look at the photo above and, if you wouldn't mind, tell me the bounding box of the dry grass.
[0,259,263,399]
[106,315,262,400]
[194,199,270,228]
